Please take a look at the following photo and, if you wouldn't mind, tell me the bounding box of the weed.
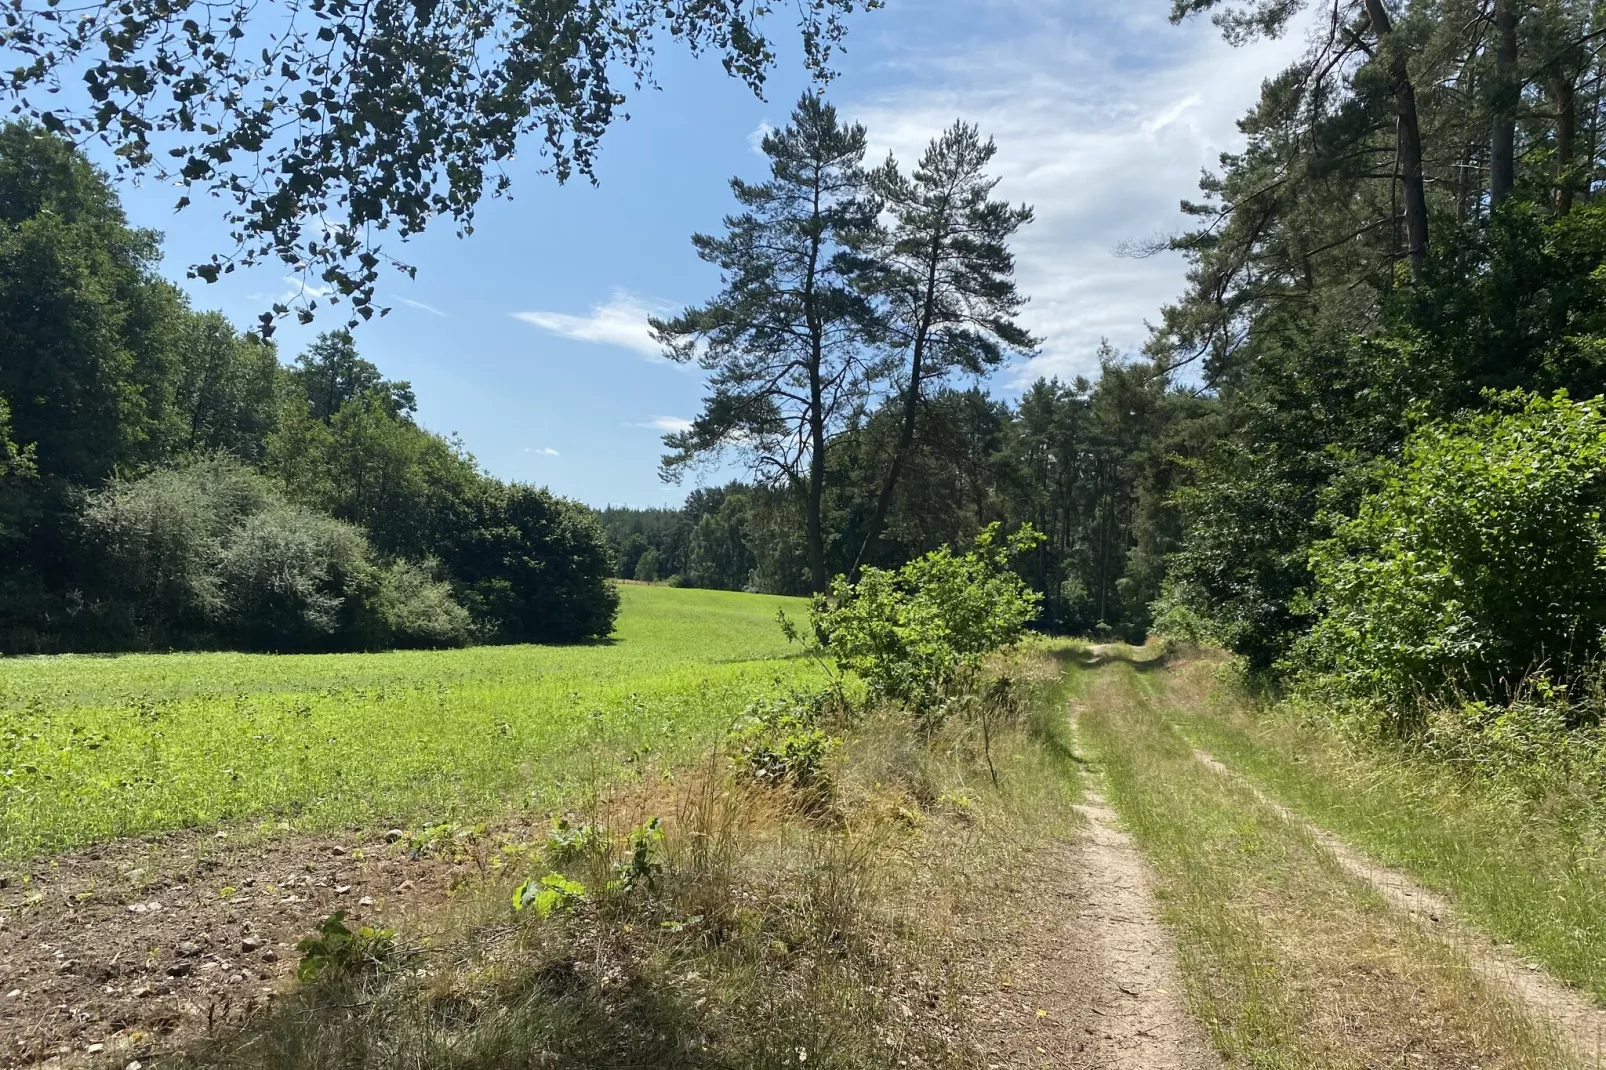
[606,817,663,894]
[731,696,838,794]
[540,817,609,864]
[294,911,397,982]
[511,874,587,918]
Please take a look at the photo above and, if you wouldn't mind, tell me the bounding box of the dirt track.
[1191,744,1606,1066]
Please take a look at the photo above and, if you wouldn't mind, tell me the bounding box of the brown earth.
[0,818,544,1068]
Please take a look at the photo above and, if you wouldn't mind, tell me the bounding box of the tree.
[654,93,881,592]
[171,312,281,461]
[685,490,757,590]
[3,0,878,332]
[852,121,1035,575]
[0,398,36,545]
[445,480,619,643]
[1170,0,1431,273]
[291,331,416,423]
[0,122,181,487]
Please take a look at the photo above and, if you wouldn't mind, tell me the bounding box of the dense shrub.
[214,504,378,651]
[81,456,274,642]
[807,523,1042,717]
[1295,393,1606,725]
[1420,683,1606,805]
[447,481,620,643]
[373,559,474,648]
[82,457,470,651]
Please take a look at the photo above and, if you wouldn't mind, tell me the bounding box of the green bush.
[447,480,620,643]
[373,558,474,648]
[1295,392,1606,725]
[82,456,473,652]
[82,456,275,643]
[1420,684,1606,805]
[807,523,1043,718]
[730,694,839,795]
[216,504,378,651]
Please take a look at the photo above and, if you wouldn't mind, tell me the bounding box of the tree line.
[604,350,1202,641]
[625,8,1606,726]
[0,124,617,654]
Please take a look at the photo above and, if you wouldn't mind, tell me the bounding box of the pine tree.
[653,92,881,592]
[851,121,1035,576]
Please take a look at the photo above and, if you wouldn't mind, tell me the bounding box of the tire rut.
[1190,744,1606,1066]
[1063,788,1219,1069]
[1051,696,1218,1069]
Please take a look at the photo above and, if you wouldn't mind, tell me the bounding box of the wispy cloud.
[282,275,332,300]
[250,274,334,305]
[512,291,675,360]
[627,416,694,433]
[747,120,775,156]
[524,446,560,456]
[846,6,1310,384]
[396,296,447,317]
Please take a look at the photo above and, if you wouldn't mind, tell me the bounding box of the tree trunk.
[850,332,924,579]
[804,177,829,593]
[1361,0,1429,271]
[1556,77,1578,215]
[806,355,828,593]
[851,236,942,581]
[1490,0,1520,206]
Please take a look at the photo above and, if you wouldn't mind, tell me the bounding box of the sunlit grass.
[0,586,821,858]
[1168,674,1606,1005]
[1071,646,1570,1069]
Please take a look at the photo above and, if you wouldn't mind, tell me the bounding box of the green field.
[0,585,820,859]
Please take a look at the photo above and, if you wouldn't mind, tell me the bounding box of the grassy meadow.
[0,585,824,858]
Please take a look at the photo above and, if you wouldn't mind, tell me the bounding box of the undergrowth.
[168,647,1084,1070]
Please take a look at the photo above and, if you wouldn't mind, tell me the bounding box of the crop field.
[0,585,820,859]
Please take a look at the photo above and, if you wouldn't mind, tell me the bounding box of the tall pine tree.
[852,121,1035,575]
[653,93,881,592]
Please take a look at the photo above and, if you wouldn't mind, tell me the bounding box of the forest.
[0,126,617,653]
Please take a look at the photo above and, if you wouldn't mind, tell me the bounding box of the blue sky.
[105,0,1306,507]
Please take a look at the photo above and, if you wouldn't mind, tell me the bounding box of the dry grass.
[1069,646,1575,1070]
[164,648,1087,1070]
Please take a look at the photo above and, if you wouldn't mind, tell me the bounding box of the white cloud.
[536,447,560,456]
[846,8,1312,385]
[512,291,676,360]
[282,274,332,300]
[747,120,776,156]
[397,296,447,317]
[627,416,694,433]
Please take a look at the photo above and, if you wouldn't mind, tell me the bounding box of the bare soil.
[0,818,542,1068]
